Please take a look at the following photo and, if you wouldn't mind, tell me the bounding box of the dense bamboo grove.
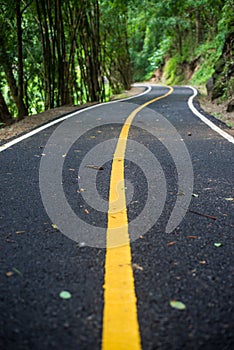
[0,0,233,124]
[0,0,131,123]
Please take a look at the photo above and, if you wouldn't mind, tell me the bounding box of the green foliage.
[226,77,234,98]
[0,0,132,121]
[218,0,234,32]
[191,38,224,84]
[0,0,232,120]
[0,73,17,118]
[100,0,132,91]
[191,0,232,93]
[164,55,186,85]
[146,37,171,76]
[128,0,230,87]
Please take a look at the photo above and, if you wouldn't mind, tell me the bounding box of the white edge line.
[186,85,234,144]
[0,84,152,153]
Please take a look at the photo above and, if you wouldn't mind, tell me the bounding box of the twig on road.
[188,209,217,220]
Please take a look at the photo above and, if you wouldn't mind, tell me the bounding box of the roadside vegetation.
[0,0,233,127]
[130,1,233,99]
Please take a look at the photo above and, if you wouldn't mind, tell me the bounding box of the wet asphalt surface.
[0,86,233,349]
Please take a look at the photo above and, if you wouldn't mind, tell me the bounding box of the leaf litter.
[5,233,16,243]
[132,263,143,271]
[77,188,86,193]
[214,242,222,247]
[188,209,217,220]
[170,300,186,310]
[6,271,13,277]
[16,231,25,235]
[85,164,104,171]
[167,241,176,246]
[12,267,22,276]
[59,291,72,299]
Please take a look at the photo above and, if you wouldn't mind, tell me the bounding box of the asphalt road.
[0,85,233,350]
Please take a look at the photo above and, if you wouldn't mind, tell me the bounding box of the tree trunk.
[0,49,26,120]
[79,0,103,102]
[176,24,183,57]
[36,0,54,109]
[0,90,13,125]
[44,0,55,108]
[0,32,27,120]
[55,0,67,106]
[16,0,28,120]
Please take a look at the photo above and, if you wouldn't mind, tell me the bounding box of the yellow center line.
[102,86,174,350]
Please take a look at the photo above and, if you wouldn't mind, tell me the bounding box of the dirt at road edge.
[0,87,144,143]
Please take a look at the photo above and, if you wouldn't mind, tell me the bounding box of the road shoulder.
[0,87,145,143]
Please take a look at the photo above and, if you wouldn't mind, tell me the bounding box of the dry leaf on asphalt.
[132,263,143,271]
[199,260,206,265]
[77,188,86,193]
[5,234,16,243]
[178,190,185,196]
[6,271,13,277]
[85,164,104,170]
[16,231,25,235]
[167,241,176,246]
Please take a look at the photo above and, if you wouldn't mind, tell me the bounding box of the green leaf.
[224,198,233,201]
[170,300,186,310]
[12,267,22,276]
[214,242,222,247]
[192,193,199,198]
[59,291,72,299]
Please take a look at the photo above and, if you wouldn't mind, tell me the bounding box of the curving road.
[0,85,233,350]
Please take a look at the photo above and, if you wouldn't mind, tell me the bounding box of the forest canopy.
[0,0,233,125]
